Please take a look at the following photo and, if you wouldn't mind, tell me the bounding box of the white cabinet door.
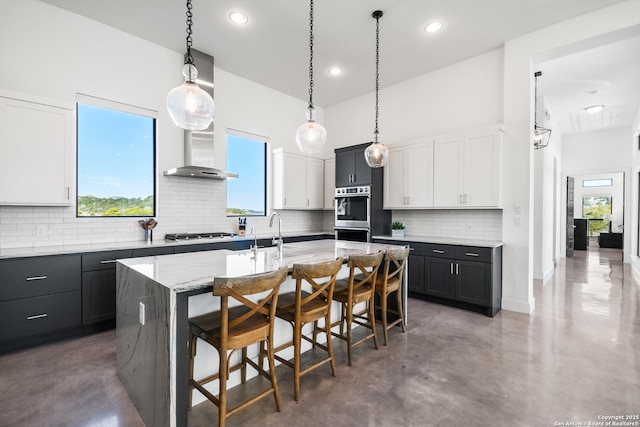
[323,158,335,210]
[272,149,325,210]
[433,135,464,207]
[306,157,324,209]
[463,129,501,207]
[384,147,407,209]
[0,95,73,206]
[406,142,434,208]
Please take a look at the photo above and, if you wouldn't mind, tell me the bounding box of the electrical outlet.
[514,204,522,215]
[127,223,134,233]
[514,215,522,226]
[36,225,47,237]
[139,302,145,326]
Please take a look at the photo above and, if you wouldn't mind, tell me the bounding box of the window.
[76,96,156,217]
[226,131,267,216]
[582,178,612,187]
[582,195,612,236]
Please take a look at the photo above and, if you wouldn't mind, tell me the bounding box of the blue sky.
[226,134,266,214]
[77,104,155,199]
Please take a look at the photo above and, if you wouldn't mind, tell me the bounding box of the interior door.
[566,176,575,257]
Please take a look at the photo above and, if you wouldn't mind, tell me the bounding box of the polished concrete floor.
[1,242,638,426]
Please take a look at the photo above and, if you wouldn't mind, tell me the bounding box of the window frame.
[75,94,157,218]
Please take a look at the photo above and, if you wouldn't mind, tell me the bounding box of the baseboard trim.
[501,297,535,314]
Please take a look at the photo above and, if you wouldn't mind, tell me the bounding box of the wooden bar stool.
[268,257,343,401]
[188,266,288,427]
[374,245,410,345]
[330,251,384,366]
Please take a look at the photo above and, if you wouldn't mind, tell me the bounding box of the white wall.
[563,128,633,173]
[324,48,504,151]
[626,107,640,269]
[0,0,327,249]
[533,96,562,281]
[502,0,640,313]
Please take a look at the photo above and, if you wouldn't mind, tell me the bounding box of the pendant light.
[167,0,215,131]
[364,10,389,168]
[295,0,327,154]
[533,71,551,150]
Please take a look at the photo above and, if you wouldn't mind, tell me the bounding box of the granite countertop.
[118,239,401,293]
[0,231,331,259]
[371,234,503,248]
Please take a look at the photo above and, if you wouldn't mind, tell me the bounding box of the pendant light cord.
[374,11,381,142]
[308,0,315,108]
[184,0,194,65]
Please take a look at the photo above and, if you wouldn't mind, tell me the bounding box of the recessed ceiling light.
[229,12,248,25]
[328,67,343,76]
[585,105,604,114]
[424,21,443,33]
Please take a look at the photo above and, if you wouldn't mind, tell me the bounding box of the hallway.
[1,244,638,426]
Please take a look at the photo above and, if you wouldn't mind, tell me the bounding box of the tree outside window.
[582,196,612,236]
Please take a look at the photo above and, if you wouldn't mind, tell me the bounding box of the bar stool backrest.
[212,266,288,334]
[381,245,411,283]
[348,251,384,292]
[291,257,343,310]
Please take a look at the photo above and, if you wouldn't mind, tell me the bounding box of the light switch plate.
[139,302,145,326]
[514,204,522,215]
[514,215,522,226]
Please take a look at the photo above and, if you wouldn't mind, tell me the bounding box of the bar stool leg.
[293,321,302,401]
[188,334,197,409]
[218,350,229,427]
[369,300,379,350]
[346,303,353,366]
[396,289,406,333]
[380,290,389,346]
[325,313,337,376]
[267,337,282,411]
[241,347,248,383]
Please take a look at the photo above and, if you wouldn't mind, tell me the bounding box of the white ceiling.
[39,0,640,134]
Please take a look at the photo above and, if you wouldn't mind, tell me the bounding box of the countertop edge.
[371,235,503,248]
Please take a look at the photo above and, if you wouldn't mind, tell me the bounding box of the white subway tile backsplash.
[1,176,502,250]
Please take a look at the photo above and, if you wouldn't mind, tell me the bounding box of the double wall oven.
[334,186,371,242]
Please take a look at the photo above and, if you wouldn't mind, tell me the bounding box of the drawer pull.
[27,313,48,320]
[450,263,453,275]
[432,249,445,254]
[100,260,117,264]
[465,253,479,257]
[26,275,48,281]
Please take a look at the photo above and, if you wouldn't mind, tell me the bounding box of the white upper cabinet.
[324,157,335,210]
[0,92,73,206]
[384,141,434,209]
[272,149,324,210]
[433,126,502,208]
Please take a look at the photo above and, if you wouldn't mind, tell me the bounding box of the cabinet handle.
[100,260,117,264]
[407,196,410,205]
[459,194,463,204]
[284,197,287,206]
[67,186,70,200]
[450,263,453,275]
[456,264,459,275]
[352,174,356,183]
[25,275,47,281]
[465,252,479,257]
[464,194,469,203]
[27,313,48,320]
[432,249,444,254]
[307,199,310,207]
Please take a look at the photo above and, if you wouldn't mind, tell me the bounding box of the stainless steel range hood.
[163,50,238,181]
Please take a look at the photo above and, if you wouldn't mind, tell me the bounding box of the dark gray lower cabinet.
[373,239,502,317]
[0,254,81,353]
[81,250,132,325]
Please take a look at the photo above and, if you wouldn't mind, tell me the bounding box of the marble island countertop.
[372,234,503,248]
[119,239,401,293]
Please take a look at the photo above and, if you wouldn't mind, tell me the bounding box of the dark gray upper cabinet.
[335,143,372,187]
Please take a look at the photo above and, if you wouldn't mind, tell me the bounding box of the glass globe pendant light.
[295,0,327,154]
[364,10,389,168]
[167,0,214,131]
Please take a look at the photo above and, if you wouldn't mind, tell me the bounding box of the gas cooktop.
[164,232,235,241]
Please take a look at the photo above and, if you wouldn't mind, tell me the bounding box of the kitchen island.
[116,239,405,427]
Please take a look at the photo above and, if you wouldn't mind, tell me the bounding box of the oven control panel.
[335,186,370,196]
